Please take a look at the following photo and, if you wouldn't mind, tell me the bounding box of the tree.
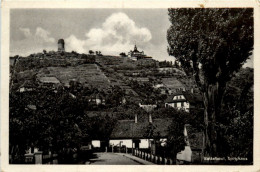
[95,51,102,56]
[119,52,127,57]
[167,8,253,156]
[9,87,88,163]
[174,60,179,68]
[217,68,253,163]
[89,50,94,55]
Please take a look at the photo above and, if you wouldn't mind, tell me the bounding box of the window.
[181,102,184,107]
[174,103,177,107]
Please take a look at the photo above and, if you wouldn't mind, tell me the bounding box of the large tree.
[167,8,253,156]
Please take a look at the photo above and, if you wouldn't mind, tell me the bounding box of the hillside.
[10,51,191,106]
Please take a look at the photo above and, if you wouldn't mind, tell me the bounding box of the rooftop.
[110,118,172,139]
[58,39,65,44]
[38,76,60,84]
[165,91,203,104]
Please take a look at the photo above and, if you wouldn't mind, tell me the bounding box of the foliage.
[158,60,173,68]
[89,50,94,55]
[167,8,253,156]
[217,68,253,163]
[119,52,127,57]
[129,80,164,104]
[10,87,95,162]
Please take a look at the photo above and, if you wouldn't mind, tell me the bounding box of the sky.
[10,9,174,62]
[10,9,253,67]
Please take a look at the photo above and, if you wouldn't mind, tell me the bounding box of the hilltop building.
[128,45,151,60]
[128,45,144,57]
[58,39,65,52]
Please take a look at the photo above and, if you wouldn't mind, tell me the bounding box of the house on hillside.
[139,103,157,113]
[109,114,171,152]
[37,76,60,89]
[132,77,150,83]
[88,93,106,105]
[18,80,36,92]
[165,91,203,112]
[177,124,204,164]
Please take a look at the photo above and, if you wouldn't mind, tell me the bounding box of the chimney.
[149,113,152,123]
[135,114,138,123]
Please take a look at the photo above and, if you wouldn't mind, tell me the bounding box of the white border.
[1,1,260,172]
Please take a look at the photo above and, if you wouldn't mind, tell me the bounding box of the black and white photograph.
[1,1,258,170]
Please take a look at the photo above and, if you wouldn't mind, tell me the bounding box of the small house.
[165,91,203,112]
[18,80,36,92]
[139,103,157,113]
[88,93,106,105]
[37,76,60,88]
[110,114,172,150]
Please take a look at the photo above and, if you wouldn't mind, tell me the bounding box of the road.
[85,152,141,165]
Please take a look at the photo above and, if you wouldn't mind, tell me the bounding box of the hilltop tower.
[58,39,65,52]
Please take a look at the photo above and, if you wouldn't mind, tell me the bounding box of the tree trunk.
[203,82,226,157]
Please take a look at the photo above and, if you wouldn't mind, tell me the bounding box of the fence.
[24,152,59,164]
[42,154,59,164]
[133,149,175,165]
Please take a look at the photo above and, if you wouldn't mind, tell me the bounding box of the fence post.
[147,153,151,161]
[52,154,58,164]
[24,153,34,164]
[159,157,163,164]
[34,151,43,164]
[169,159,173,165]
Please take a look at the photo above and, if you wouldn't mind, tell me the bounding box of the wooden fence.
[133,149,175,165]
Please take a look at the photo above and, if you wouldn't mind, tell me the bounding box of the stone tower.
[58,39,65,52]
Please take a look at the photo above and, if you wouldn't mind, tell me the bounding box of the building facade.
[128,45,146,59]
[165,91,203,112]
